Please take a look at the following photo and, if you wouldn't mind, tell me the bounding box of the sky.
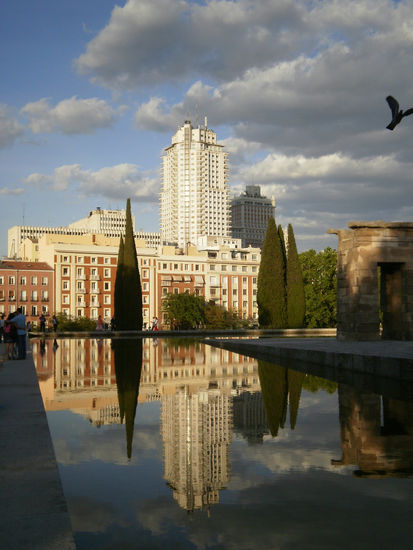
[1,0,413,256]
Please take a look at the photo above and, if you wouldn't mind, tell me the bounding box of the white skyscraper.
[160,119,230,248]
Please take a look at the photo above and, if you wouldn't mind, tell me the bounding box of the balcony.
[90,302,100,308]
[77,288,87,294]
[90,275,100,281]
[76,274,86,280]
[41,297,49,302]
[90,289,100,294]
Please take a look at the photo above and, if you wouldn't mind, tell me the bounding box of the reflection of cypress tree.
[288,369,305,429]
[258,361,288,436]
[114,339,143,459]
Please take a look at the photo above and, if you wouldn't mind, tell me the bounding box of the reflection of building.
[233,391,269,445]
[33,338,264,510]
[162,386,231,511]
[231,185,276,248]
[332,384,413,476]
[161,119,230,249]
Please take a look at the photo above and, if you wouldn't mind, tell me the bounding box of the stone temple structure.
[328,221,413,341]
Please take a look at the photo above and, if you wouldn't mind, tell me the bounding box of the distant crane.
[386,95,413,130]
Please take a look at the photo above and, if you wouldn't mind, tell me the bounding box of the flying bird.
[386,95,413,130]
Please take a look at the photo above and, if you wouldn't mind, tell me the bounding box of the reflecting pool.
[33,337,413,550]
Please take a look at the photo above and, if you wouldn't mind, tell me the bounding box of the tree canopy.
[299,247,337,328]
[286,224,305,328]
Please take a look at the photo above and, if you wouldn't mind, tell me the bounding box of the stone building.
[329,221,413,341]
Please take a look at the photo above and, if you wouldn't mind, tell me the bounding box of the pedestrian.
[0,313,5,343]
[4,313,17,360]
[152,316,158,331]
[110,317,116,331]
[96,315,104,331]
[26,320,32,332]
[12,307,27,360]
[52,314,58,332]
[39,313,46,332]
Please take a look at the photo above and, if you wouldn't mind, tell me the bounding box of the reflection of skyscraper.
[161,386,232,511]
[332,384,413,476]
[232,391,269,445]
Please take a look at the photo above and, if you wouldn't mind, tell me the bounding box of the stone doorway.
[379,263,404,340]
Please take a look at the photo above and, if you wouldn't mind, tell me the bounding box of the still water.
[33,337,413,550]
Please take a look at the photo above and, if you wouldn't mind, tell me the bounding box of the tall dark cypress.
[258,361,288,437]
[257,217,287,328]
[115,199,143,330]
[286,224,305,328]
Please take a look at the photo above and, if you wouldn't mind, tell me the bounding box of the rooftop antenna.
[195,104,199,127]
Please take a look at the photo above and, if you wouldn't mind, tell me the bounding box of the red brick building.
[0,261,54,326]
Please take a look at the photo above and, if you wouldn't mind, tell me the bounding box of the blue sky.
[2,0,413,256]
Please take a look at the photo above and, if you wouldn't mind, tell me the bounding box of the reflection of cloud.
[53,425,161,466]
[68,496,115,533]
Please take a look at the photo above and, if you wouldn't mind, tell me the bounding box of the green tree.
[257,217,287,328]
[299,247,337,328]
[286,224,305,328]
[115,199,143,330]
[205,301,249,329]
[163,292,206,329]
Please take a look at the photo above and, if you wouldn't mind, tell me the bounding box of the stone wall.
[328,222,413,341]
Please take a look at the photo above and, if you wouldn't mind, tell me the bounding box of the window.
[104,268,110,278]
[62,295,69,304]
[77,256,84,263]
[41,276,48,285]
[20,276,26,285]
[104,257,110,264]
[232,265,237,272]
[210,264,215,271]
[174,264,178,270]
[8,276,15,285]
[252,266,257,272]
[142,282,148,291]
[91,281,97,291]
[31,305,37,316]
[31,276,37,285]
[221,265,227,271]
[162,263,167,269]
[210,276,217,285]
[62,267,69,276]
[42,291,49,301]
[162,287,168,295]
[42,305,48,314]
[242,266,247,272]
[104,308,111,318]
[91,257,97,264]
[104,295,111,304]
[31,291,38,301]
[142,269,148,278]
[174,288,179,294]
[62,281,69,290]
[63,256,69,262]
[0,277,4,285]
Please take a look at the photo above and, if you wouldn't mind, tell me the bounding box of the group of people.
[0,308,27,360]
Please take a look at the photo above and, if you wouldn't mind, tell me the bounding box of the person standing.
[39,313,46,332]
[0,314,5,343]
[4,313,17,359]
[52,315,58,332]
[12,307,27,360]
[96,315,104,331]
[152,316,158,331]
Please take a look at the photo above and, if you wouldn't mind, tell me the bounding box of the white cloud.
[0,186,24,196]
[0,104,24,148]
[20,96,116,135]
[24,163,159,202]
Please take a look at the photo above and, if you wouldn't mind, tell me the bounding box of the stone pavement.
[0,342,76,550]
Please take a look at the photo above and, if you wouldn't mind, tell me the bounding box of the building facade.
[20,233,260,328]
[8,207,160,258]
[0,260,54,324]
[160,119,230,249]
[231,185,276,248]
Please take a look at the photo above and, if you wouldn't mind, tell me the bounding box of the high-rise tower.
[160,120,230,248]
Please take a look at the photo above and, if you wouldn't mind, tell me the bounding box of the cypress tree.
[288,369,305,429]
[257,217,287,328]
[278,224,287,277]
[286,224,305,328]
[115,199,143,330]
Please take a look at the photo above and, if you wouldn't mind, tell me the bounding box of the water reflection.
[32,337,413,520]
[333,384,413,477]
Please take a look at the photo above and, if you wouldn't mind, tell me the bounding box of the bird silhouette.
[386,95,413,130]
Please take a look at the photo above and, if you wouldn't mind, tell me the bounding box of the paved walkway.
[0,342,76,550]
[206,337,413,380]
